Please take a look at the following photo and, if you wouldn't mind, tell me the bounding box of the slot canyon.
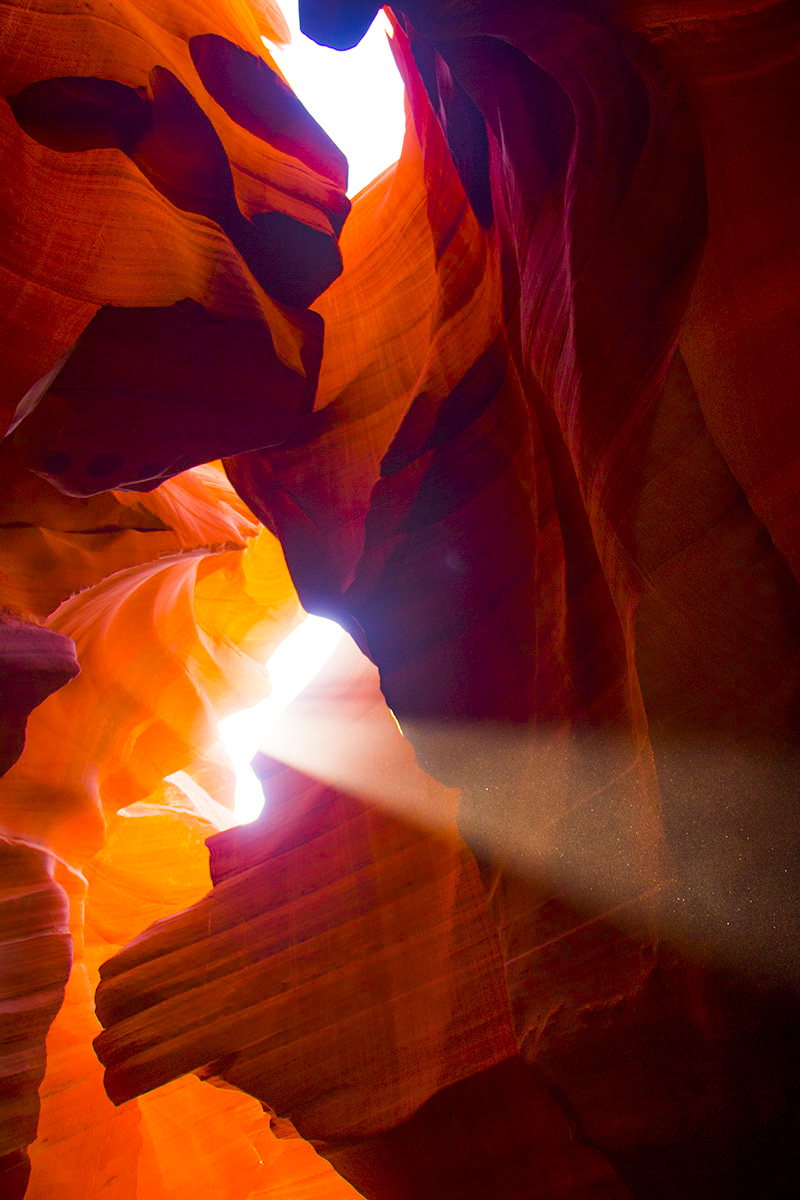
[1,1,799,1196]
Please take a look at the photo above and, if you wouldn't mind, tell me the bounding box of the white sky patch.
[266,2,406,197]
[218,614,344,823]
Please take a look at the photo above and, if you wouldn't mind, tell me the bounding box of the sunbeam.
[218,614,344,822]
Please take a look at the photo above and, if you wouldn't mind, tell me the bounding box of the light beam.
[218,614,344,822]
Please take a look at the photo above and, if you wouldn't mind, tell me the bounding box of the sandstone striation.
[1,1,799,1196]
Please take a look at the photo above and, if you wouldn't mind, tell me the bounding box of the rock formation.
[1,1,799,1197]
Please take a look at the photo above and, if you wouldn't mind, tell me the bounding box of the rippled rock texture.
[0,839,71,1200]
[2,1,800,1197]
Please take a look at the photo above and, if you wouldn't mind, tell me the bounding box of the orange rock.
[2,1,800,1196]
[0,838,71,1200]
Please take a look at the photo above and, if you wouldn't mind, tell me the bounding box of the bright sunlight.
[218,615,344,822]
[267,1,406,197]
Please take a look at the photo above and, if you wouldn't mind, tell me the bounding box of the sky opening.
[266,2,406,197]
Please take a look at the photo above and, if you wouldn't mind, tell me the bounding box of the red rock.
[0,619,79,778]
[1,0,800,1196]
[0,839,71,1200]
[94,639,516,1132]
